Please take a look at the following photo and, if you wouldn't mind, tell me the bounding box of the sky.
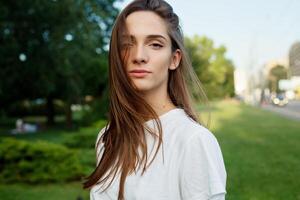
[115,0,300,71]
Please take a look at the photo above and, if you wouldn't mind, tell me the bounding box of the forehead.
[125,11,170,40]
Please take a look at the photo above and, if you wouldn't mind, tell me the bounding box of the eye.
[150,43,163,49]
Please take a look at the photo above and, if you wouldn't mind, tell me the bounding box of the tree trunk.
[46,96,55,125]
[65,101,73,128]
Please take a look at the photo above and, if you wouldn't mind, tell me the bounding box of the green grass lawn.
[1,100,300,200]
[0,182,89,200]
[200,100,300,200]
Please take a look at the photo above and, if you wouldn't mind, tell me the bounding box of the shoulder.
[180,117,224,165]
[95,124,110,147]
[173,112,219,148]
[163,109,221,151]
[94,124,109,165]
[186,121,220,150]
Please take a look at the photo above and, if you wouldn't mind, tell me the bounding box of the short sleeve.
[95,126,108,166]
[179,127,227,200]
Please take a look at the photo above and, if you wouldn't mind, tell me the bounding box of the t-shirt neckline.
[144,107,184,125]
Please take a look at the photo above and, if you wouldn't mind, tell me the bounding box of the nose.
[132,45,148,65]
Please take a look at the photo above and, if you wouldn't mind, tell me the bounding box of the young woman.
[84,0,227,199]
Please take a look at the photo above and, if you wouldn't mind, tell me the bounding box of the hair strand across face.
[83,1,209,199]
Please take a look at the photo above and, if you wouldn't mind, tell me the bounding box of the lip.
[129,69,151,78]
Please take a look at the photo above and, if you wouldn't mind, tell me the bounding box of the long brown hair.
[83,0,208,199]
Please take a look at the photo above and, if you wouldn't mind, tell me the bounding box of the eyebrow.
[145,34,167,41]
[122,34,168,42]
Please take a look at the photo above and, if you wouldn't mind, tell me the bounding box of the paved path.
[261,100,300,121]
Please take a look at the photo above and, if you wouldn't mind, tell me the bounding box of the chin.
[131,81,151,91]
[132,84,153,93]
[134,86,151,92]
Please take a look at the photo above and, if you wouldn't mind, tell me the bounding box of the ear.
[169,49,182,70]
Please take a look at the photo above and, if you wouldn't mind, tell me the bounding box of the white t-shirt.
[90,108,227,200]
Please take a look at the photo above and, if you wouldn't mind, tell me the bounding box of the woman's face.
[123,11,181,94]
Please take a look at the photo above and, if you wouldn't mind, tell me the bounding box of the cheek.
[152,51,172,71]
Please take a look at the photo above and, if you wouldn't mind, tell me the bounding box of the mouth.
[129,69,151,78]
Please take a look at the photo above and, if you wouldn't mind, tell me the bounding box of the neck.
[141,87,176,117]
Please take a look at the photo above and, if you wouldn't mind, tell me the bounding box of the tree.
[0,0,120,126]
[185,35,235,99]
[268,65,288,93]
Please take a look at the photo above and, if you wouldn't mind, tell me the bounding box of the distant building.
[234,68,247,98]
[234,68,261,105]
[289,42,300,76]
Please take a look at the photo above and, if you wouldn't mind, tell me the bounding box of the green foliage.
[0,138,84,184]
[63,126,106,149]
[63,120,106,149]
[6,99,65,117]
[0,183,89,200]
[0,0,120,121]
[268,65,288,93]
[185,35,235,99]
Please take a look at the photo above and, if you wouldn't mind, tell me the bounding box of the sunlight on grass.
[199,100,300,200]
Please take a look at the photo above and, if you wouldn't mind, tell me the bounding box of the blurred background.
[0,0,299,199]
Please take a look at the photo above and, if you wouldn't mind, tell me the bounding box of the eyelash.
[150,43,163,49]
[121,42,163,49]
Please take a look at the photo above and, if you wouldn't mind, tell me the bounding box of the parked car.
[272,93,288,107]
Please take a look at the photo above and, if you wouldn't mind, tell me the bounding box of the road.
[261,100,300,121]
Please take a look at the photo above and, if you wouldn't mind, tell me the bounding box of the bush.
[0,138,84,184]
[63,120,106,149]
[63,121,106,149]
[63,130,96,149]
